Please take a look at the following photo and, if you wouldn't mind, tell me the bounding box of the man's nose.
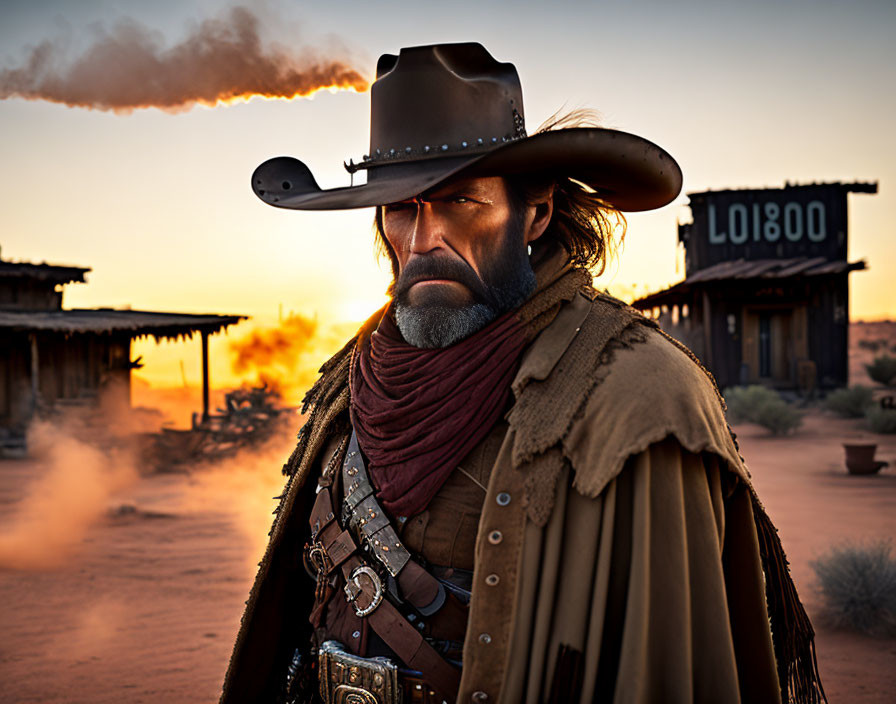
[408,202,444,255]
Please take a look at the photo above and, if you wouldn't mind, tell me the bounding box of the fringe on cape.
[752,497,828,704]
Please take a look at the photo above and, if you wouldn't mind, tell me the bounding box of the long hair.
[373,109,625,277]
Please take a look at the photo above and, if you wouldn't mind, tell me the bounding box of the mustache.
[391,255,491,303]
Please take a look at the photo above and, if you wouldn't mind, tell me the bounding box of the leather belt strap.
[308,476,460,702]
[341,553,459,701]
[342,432,445,614]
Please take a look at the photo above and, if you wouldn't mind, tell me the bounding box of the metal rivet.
[424,145,431,152]
[405,146,412,153]
[352,630,360,639]
[479,633,492,644]
[472,692,488,703]
[407,613,416,622]
[415,684,423,690]
[488,530,503,544]
[375,149,381,155]
[417,622,425,630]
[491,137,498,143]
[485,574,500,586]
[441,144,448,151]
[496,492,511,506]
[461,141,468,148]
[477,138,484,145]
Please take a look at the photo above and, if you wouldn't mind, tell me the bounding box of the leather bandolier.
[303,431,475,704]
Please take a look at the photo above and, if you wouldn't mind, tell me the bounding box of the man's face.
[381,176,536,348]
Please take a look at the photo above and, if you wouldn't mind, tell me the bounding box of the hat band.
[344,109,527,174]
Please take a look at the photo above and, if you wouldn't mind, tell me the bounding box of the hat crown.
[368,43,525,159]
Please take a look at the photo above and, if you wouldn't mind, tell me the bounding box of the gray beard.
[394,262,535,348]
[394,301,496,349]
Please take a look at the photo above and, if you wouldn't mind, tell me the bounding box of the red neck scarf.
[350,309,528,517]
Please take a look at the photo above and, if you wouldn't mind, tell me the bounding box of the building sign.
[680,182,875,274]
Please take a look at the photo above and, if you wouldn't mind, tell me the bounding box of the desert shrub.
[723,385,802,435]
[724,385,777,423]
[811,541,896,636]
[858,338,888,352]
[866,406,896,434]
[825,386,875,418]
[754,398,803,435]
[866,355,896,386]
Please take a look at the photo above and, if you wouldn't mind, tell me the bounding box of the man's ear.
[526,193,554,244]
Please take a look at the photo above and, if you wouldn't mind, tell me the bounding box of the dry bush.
[825,386,875,418]
[811,541,896,636]
[858,338,888,353]
[724,385,802,435]
[866,355,896,386]
[866,406,896,434]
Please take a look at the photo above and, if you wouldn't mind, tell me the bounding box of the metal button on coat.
[479,632,492,644]
[496,492,511,506]
[485,573,500,586]
[352,630,360,639]
[488,530,503,544]
[472,692,489,703]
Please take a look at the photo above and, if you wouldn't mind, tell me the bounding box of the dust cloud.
[0,419,139,570]
[0,6,368,113]
[0,315,360,573]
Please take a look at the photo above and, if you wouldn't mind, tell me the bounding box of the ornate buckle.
[344,565,384,617]
[318,640,400,704]
[307,542,331,574]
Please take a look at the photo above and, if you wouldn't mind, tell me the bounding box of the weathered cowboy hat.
[252,42,682,212]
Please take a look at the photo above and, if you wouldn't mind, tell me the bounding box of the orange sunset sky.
[1,0,893,394]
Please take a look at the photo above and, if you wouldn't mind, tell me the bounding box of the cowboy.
[222,43,825,704]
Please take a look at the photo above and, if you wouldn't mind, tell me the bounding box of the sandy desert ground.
[1,324,895,703]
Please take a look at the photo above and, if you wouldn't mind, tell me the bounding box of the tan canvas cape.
[221,265,824,703]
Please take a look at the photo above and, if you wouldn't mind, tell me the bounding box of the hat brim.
[251,127,682,213]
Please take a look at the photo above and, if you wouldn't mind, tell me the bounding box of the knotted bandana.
[350,309,527,516]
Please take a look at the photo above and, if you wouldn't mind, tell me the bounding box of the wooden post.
[701,290,713,369]
[29,333,40,416]
[201,330,210,424]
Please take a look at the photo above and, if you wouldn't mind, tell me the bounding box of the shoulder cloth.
[507,289,748,526]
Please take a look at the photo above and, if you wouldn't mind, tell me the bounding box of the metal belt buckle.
[318,640,400,704]
[343,565,384,617]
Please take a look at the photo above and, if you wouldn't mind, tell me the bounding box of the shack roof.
[0,308,247,341]
[632,257,866,308]
[685,180,878,200]
[0,260,90,285]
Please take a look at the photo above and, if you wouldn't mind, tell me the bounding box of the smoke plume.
[230,313,319,398]
[0,6,369,113]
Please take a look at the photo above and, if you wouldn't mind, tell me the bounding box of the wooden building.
[0,256,245,448]
[632,181,876,391]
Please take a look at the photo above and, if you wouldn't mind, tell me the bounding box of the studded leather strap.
[307,479,460,702]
